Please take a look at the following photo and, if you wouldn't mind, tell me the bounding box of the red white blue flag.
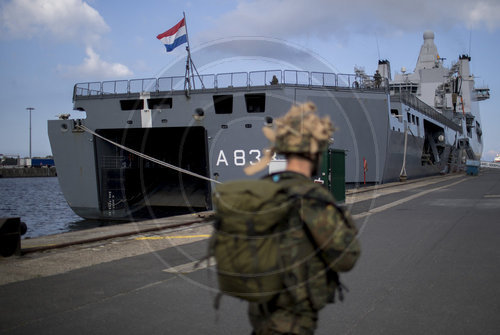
[156,18,187,52]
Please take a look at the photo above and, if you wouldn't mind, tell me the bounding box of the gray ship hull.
[48,31,489,221]
[48,74,466,220]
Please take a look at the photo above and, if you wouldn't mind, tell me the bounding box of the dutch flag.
[156,18,187,52]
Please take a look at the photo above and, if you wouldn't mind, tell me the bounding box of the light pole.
[26,107,35,160]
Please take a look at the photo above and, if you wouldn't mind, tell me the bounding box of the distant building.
[0,154,20,166]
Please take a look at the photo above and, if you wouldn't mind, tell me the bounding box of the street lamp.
[26,107,35,160]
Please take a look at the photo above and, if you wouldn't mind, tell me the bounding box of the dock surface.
[1,170,499,334]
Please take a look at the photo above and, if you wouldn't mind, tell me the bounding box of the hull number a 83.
[216,149,265,166]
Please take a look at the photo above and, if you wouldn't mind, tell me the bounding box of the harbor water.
[0,177,101,239]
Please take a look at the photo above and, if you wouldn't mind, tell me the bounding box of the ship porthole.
[61,124,68,132]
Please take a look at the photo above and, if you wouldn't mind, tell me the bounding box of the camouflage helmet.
[245,102,334,175]
[266,102,333,155]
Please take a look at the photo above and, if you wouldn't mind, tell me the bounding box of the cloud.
[58,47,133,79]
[466,1,500,30]
[200,0,500,41]
[0,0,109,44]
[1,1,132,80]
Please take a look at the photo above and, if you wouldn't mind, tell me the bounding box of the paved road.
[1,170,499,334]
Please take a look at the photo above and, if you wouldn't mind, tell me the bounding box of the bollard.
[0,217,27,257]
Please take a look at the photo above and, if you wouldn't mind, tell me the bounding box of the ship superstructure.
[48,31,488,220]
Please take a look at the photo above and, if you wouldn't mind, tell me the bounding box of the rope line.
[77,125,221,184]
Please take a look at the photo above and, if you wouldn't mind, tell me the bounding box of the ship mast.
[183,12,204,97]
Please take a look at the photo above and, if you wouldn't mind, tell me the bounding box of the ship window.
[120,99,144,110]
[148,98,172,109]
[245,93,265,113]
[416,117,420,126]
[412,115,416,124]
[407,112,411,123]
[391,109,401,120]
[213,95,233,114]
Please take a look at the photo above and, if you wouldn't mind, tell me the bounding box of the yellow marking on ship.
[135,234,210,240]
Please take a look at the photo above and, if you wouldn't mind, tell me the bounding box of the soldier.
[244,102,360,335]
[270,75,279,85]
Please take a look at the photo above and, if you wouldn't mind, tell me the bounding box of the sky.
[1,0,499,160]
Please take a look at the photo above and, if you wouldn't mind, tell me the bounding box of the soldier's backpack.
[210,177,359,304]
[211,178,297,303]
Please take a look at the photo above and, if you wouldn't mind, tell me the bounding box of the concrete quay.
[0,167,57,178]
[1,169,499,334]
[21,211,213,254]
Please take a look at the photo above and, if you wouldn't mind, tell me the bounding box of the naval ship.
[48,31,489,220]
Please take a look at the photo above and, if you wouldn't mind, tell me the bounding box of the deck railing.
[393,92,463,133]
[73,70,388,98]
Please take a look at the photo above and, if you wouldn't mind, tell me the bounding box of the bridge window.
[245,93,265,113]
[213,95,233,114]
[148,98,172,109]
[120,99,144,111]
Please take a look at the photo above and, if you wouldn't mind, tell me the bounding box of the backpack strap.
[286,183,355,303]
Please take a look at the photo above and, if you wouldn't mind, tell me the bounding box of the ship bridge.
[474,87,490,101]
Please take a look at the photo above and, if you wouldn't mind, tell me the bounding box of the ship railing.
[73,82,103,97]
[337,74,357,88]
[158,76,187,92]
[73,70,388,99]
[283,70,309,85]
[195,74,216,89]
[216,72,249,88]
[158,74,217,91]
[101,80,128,95]
[396,91,462,133]
[310,72,337,87]
[249,70,283,86]
[129,78,157,93]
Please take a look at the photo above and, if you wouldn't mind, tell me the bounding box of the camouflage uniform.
[248,172,359,335]
[245,102,360,334]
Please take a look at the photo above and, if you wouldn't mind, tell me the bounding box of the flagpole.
[183,12,192,95]
[183,12,204,92]
[184,12,196,90]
